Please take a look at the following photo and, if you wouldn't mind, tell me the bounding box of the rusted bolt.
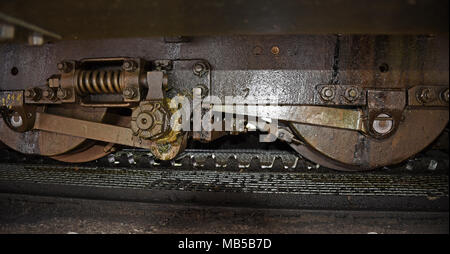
[417,88,436,104]
[123,87,136,99]
[56,88,70,99]
[122,60,137,72]
[25,88,41,101]
[57,62,73,73]
[24,89,34,98]
[43,88,56,100]
[345,87,359,101]
[440,88,449,103]
[136,112,154,130]
[271,46,280,55]
[372,113,393,135]
[193,62,208,77]
[320,86,335,101]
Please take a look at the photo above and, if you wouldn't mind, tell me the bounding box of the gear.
[131,101,170,140]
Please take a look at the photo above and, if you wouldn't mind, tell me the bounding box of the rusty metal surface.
[0,105,107,156]
[32,112,150,149]
[292,109,449,170]
[50,142,114,163]
[0,35,448,105]
[0,34,448,170]
[0,0,448,41]
[214,105,364,132]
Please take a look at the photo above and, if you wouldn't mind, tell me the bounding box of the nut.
[122,60,137,72]
[320,86,335,101]
[345,87,359,101]
[417,88,436,104]
[57,62,73,73]
[192,61,209,77]
[43,88,56,100]
[123,87,136,99]
[56,88,70,99]
[24,88,41,101]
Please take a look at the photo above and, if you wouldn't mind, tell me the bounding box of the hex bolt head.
[417,88,436,104]
[122,60,137,72]
[345,87,359,101]
[25,88,41,101]
[320,86,335,101]
[56,88,70,99]
[123,87,136,99]
[441,88,449,103]
[192,62,208,76]
[57,62,73,73]
[24,89,34,98]
[43,88,55,100]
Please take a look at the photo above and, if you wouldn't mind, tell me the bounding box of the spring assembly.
[74,70,124,95]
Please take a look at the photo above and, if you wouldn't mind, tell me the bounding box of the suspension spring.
[74,70,124,95]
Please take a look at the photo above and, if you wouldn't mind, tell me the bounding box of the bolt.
[28,33,44,46]
[24,88,41,101]
[123,87,136,99]
[57,62,73,73]
[320,86,335,101]
[56,88,70,99]
[345,87,359,101]
[24,89,34,98]
[0,24,15,40]
[194,84,209,98]
[372,113,393,135]
[192,62,208,77]
[271,46,280,55]
[122,60,137,72]
[43,88,55,100]
[417,88,436,104]
[440,88,449,103]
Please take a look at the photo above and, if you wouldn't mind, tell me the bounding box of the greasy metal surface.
[33,112,152,149]
[214,105,364,132]
[0,34,448,170]
[1,35,448,105]
[292,109,449,170]
[0,0,448,40]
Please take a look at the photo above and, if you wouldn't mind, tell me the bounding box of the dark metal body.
[0,35,448,170]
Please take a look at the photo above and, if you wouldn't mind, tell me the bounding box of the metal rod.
[0,12,62,40]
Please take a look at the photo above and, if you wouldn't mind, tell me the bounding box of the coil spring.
[75,70,123,95]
